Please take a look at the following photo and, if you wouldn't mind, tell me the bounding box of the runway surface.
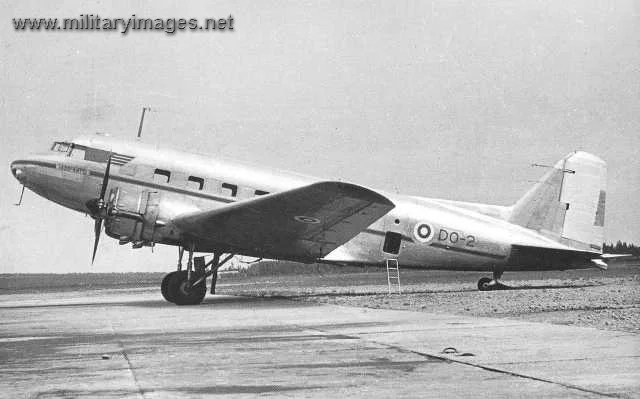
[0,288,638,398]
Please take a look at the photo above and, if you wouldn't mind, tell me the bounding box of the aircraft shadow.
[2,282,603,310]
[497,283,601,291]
[120,295,304,309]
[1,294,297,310]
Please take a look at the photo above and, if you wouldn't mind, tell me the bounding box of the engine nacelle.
[104,187,178,247]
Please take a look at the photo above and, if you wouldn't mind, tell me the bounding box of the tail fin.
[509,151,606,252]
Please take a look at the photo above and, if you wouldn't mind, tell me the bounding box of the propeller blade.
[99,154,112,200]
[92,218,102,264]
[89,155,112,263]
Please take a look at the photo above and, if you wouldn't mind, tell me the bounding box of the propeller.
[86,154,112,264]
[92,218,103,264]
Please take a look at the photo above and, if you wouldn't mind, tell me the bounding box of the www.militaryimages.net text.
[12,14,235,34]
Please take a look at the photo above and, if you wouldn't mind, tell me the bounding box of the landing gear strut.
[161,246,235,305]
[477,271,510,291]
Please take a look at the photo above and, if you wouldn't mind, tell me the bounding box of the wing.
[173,181,395,260]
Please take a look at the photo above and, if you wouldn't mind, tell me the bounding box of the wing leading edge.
[173,181,395,260]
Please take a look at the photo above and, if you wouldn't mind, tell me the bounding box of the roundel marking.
[413,222,433,243]
[294,215,321,224]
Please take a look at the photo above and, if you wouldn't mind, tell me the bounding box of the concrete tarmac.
[0,288,638,398]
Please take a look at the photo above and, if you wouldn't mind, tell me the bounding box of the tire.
[478,277,493,291]
[161,271,178,303]
[167,271,207,305]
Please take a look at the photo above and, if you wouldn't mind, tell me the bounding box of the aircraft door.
[382,231,402,256]
[380,215,404,258]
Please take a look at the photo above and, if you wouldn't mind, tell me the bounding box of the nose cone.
[10,161,26,182]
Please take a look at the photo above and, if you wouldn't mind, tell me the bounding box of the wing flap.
[173,181,394,259]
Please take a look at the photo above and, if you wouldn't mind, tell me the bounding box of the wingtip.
[313,181,395,208]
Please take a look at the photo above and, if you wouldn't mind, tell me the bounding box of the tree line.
[603,241,640,256]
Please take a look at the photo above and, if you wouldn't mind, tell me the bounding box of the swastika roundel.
[413,222,433,243]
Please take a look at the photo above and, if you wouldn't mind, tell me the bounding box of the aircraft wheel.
[167,271,206,306]
[161,271,178,303]
[477,277,493,291]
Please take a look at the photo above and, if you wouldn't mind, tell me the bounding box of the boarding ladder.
[386,259,401,294]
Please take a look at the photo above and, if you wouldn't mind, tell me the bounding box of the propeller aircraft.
[10,134,613,305]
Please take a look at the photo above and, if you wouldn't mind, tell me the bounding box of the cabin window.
[221,183,238,197]
[383,232,402,255]
[255,190,269,196]
[153,169,171,184]
[187,176,204,190]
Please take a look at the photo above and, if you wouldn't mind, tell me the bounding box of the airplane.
[10,134,614,305]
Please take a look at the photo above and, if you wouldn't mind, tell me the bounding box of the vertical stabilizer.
[509,152,606,252]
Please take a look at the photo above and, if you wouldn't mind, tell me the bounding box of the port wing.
[173,181,395,260]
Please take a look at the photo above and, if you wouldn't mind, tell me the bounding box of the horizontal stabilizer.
[508,244,601,270]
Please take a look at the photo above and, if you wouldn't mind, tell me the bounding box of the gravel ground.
[4,267,639,334]
[298,278,640,333]
[220,270,640,334]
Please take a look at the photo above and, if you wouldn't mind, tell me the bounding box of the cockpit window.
[51,142,71,153]
[84,148,110,163]
[65,143,135,165]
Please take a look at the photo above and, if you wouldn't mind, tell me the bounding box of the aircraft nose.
[10,161,26,182]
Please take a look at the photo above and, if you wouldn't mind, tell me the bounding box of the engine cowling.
[104,187,169,247]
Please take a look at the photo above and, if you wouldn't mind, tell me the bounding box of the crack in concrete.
[103,307,146,399]
[305,325,624,398]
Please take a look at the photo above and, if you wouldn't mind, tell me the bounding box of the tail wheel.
[478,277,493,291]
[161,271,178,303]
[167,271,206,306]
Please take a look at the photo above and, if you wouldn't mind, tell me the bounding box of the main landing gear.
[161,245,235,305]
[477,271,511,291]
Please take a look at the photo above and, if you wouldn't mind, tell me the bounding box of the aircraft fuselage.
[10,135,600,273]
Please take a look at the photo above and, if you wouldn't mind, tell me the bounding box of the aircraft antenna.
[137,106,151,138]
[531,163,575,174]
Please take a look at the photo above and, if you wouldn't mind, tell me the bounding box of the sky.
[1,0,639,273]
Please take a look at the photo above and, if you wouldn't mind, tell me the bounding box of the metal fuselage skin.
[10,136,591,272]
